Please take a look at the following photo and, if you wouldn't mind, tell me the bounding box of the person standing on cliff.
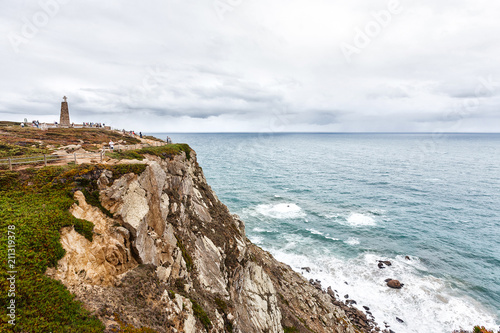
[109,140,114,150]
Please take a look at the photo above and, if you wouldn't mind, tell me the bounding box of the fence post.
[44,154,47,167]
[74,153,77,164]
[100,151,103,163]
[8,157,12,171]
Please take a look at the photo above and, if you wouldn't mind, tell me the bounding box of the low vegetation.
[0,122,141,157]
[453,326,500,333]
[175,237,193,272]
[106,144,191,161]
[110,313,157,333]
[0,142,50,158]
[473,327,498,333]
[190,299,211,330]
[0,163,147,332]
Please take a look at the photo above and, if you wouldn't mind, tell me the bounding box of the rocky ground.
[45,146,382,332]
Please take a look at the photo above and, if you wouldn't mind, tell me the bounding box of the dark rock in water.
[378,262,385,269]
[389,330,396,333]
[344,281,349,285]
[349,300,357,305]
[363,306,370,311]
[387,279,403,289]
[396,317,404,323]
[385,278,393,282]
[301,267,311,273]
[405,256,411,260]
[379,260,392,266]
[344,294,349,299]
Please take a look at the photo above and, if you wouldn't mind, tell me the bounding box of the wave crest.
[255,203,306,219]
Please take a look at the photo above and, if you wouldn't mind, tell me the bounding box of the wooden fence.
[0,141,165,171]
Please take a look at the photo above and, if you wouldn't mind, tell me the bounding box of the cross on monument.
[63,96,67,102]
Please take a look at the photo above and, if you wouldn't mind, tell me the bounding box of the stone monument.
[60,96,70,127]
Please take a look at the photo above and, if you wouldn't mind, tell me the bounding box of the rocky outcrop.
[47,149,376,332]
[46,191,137,286]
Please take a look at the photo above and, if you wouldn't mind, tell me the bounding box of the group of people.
[83,122,105,128]
[122,129,139,137]
[20,120,41,128]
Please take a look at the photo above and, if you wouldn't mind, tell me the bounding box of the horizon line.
[145,131,500,134]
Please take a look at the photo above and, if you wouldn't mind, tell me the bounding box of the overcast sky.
[0,0,499,132]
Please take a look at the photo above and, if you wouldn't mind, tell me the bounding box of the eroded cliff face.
[46,150,376,333]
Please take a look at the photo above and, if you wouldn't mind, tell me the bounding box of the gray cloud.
[0,0,499,132]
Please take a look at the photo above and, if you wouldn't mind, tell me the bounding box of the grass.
[0,141,50,158]
[0,163,147,332]
[190,299,211,330]
[175,236,193,271]
[474,327,497,333]
[106,150,144,161]
[107,144,192,161]
[0,125,142,158]
[1,127,141,146]
[284,327,299,333]
[142,135,163,142]
[0,121,21,127]
[214,297,227,312]
[215,297,233,333]
[110,313,157,333]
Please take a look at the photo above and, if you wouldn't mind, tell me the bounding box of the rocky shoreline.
[301,263,407,333]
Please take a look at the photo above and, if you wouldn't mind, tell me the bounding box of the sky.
[0,0,499,132]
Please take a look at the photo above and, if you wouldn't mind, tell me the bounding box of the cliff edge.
[45,147,376,333]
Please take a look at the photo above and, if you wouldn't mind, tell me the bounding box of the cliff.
[2,143,377,332]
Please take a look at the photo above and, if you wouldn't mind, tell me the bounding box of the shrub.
[190,299,211,330]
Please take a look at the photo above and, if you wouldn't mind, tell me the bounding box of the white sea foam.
[270,250,499,333]
[255,203,306,219]
[347,213,376,226]
[307,228,323,235]
[345,237,360,246]
[305,228,340,241]
[248,235,263,245]
[253,227,275,233]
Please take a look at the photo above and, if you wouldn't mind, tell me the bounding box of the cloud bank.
[0,0,499,132]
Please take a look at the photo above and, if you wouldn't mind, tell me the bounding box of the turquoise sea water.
[151,133,500,333]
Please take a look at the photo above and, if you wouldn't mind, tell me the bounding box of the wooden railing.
[0,141,165,171]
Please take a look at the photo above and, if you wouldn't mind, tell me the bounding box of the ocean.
[149,133,500,333]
